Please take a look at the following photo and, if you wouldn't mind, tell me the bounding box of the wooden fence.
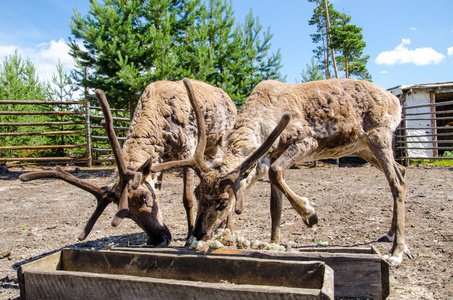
[0,97,130,167]
[0,99,88,165]
[86,98,130,166]
[2,94,452,168]
[394,99,453,165]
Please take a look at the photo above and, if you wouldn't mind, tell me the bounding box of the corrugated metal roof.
[388,81,453,95]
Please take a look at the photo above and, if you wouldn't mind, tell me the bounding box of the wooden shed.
[388,81,453,164]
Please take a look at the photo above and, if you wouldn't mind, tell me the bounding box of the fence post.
[430,91,438,158]
[84,68,92,167]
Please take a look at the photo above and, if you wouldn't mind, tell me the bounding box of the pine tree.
[329,12,371,80]
[50,60,84,154]
[69,0,283,109]
[300,57,324,82]
[183,2,283,105]
[307,0,370,80]
[0,51,51,153]
[308,0,342,79]
[69,0,199,109]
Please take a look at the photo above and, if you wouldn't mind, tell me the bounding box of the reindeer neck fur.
[106,79,236,194]
[220,105,280,189]
[121,79,234,168]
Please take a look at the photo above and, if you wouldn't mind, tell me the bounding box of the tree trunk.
[323,32,330,79]
[345,55,349,78]
[324,0,338,79]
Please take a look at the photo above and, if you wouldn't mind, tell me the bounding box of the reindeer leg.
[270,182,283,243]
[183,168,195,239]
[156,172,164,191]
[354,149,395,242]
[366,128,410,266]
[220,212,234,234]
[268,141,318,242]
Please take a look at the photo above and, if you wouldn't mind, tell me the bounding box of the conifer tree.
[69,0,199,109]
[329,13,371,80]
[307,0,371,80]
[69,0,283,109]
[308,0,342,79]
[0,51,51,152]
[300,57,324,82]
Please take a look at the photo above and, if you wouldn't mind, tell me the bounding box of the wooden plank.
[83,74,92,167]
[430,91,438,157]
[0,100,85,105]
[90,125,129,130]
[0,129,86,137]
[17,251,62,299]
[0,111,85,116]
[18,249,333,300]
[89,114,130,122]
[91,147,113,152]
[0,144,86,151]
[60,249,327,290]
[90,105,128,112]
[24,269,330,300]
[91,135,126,141]
[116,246,388,300]
[0,157,87,162]
[0,121,84,126]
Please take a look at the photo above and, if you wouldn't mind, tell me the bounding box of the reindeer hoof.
[303,213,318,228]
[383,244,410,266]
[386,254,403,266]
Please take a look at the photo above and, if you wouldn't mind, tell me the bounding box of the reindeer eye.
[215,198,229,211]
[140,190,151,206]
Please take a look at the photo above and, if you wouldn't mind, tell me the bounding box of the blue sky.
[1,0,452,89]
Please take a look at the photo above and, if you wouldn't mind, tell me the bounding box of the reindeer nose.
[303,213,318,228]
[147,225,172,247]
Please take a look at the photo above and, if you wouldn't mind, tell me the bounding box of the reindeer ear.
[220,175,244,214]
[138,157,153,179]
[232,179,244,214]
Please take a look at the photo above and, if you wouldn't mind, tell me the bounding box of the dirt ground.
[0,160,452,299]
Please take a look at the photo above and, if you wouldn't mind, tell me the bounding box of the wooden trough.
[18,248,334,300]
[114,246,389,299]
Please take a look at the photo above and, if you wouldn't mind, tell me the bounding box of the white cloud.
[380,70,388,74]
[448,47,453,56]
[410,27,417,31]
[375,39,445,66]
[0,39,75,83]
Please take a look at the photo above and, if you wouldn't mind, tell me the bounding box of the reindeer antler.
[20,166,114,240]
[221,112,292,214]
[19,89,144,240]
[150,78,210,176]
[94,89,143,226]
[150,78,291,215]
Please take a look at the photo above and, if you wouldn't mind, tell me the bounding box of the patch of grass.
[410,151,453,166]
[433,160,453,166]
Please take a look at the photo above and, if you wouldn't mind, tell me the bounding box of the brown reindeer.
[19,78,236,246]
[152,78,411,265]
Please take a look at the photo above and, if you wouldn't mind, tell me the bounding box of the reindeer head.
[151,78,291,241]
[19,90,171,247]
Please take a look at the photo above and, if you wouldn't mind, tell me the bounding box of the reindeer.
[151,78,411,265]
[19,78,236,247]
